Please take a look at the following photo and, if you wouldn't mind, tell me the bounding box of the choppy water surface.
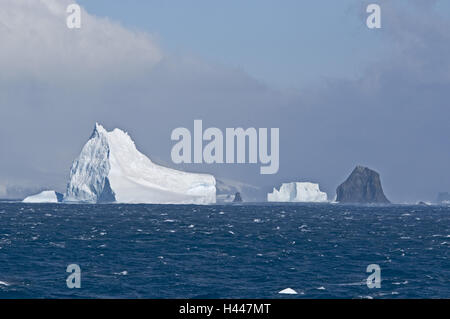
[0,203,448,298]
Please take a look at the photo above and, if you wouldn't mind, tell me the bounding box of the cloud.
[0,0,161,192]
[0,0,162,82]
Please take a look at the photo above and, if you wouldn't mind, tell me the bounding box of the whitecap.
[49,242,66,248]
[392,280,408,285]
[0,281,9,286]
[336,282,365,287]
[317,286,326,290]
[377,291,399,297]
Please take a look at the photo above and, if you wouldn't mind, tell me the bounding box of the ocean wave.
[1,203,449,298]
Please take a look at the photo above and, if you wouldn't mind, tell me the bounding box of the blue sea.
[0,203,448,299]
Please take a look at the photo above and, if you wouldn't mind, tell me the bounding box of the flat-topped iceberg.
[64,123,216,204]
[23,191,63,203]
[267,182,327,203]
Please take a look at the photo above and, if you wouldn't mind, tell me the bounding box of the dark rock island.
[336,166,390,204]
[233,192,243,203]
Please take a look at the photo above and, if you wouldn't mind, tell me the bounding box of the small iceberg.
[268,182,327,203]
[23,191,63,203]
[278,288,298,295]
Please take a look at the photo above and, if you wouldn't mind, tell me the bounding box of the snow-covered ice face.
[170,120,280,175]
[64,123,217,204]
[267,182,328,203]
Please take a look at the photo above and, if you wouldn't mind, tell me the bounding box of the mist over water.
[0,203,448,298]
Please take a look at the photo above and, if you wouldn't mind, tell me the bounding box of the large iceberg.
[267,182,327,203]
[64,123,216,204]
[23,191,63,203]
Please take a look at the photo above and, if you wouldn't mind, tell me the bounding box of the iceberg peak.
[90,122,108,139]
[65,123,216,204]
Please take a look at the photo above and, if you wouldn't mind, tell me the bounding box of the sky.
[1,0,450,202]
[76,0,385,89]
